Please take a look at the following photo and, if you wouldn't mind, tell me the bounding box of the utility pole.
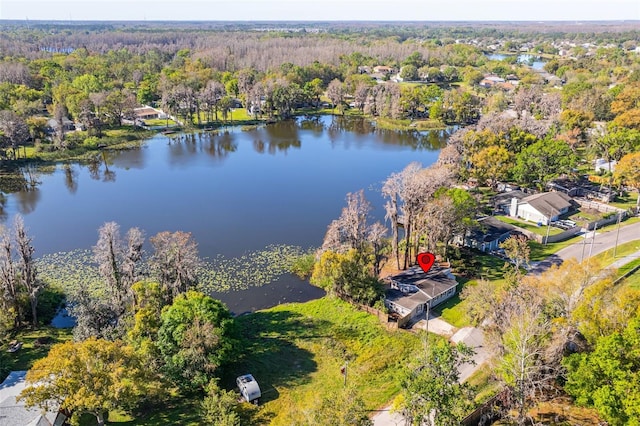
[341,361,348,387]
[588,222,598,258]
[614,212,622,258]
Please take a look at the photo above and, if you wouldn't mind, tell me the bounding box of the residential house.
[509,191,576,225]
[548,177,615,202]
[373,65,395,75]
[493,190,527,215]
[462,216,518,252]
[0,371,66,426]
[134,106,167,121]
[45,117,75,134]
[384,266,458,322]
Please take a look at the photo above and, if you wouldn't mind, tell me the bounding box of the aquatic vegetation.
[35,245,310,296]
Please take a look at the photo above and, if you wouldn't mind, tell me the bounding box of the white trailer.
[236,374,261,404]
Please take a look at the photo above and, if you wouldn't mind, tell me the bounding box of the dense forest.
[1,21,640,425]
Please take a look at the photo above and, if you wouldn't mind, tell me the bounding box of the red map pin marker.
[416,252,435,273]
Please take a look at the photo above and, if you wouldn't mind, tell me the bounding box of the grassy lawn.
[623,269,640,290]
[495,216,564,236]
[465,365,501,404]
[225,297,427,425]
[143,118,179,127]
[1,326,73,378]
[78,399,202,426]
[610,191,639,210]
[592,239,640,267]
[436,250,509,328]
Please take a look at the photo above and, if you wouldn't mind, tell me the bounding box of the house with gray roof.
[509,191,576,225]
[461,216,519,252]
[0,371,66,426]
[384,266,458,323]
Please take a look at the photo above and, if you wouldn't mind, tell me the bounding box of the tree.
[396,338,474,426]
[327,78,344,113]
[19,338,164,426]
[157,291,235,390]
[499,234,530,280]
[470,145,512,188]
[0,110,30,159]
[564,314,640,426]
[613,152,640,207]
[513,138,577,189]
[201,379,241,426]
[492,286,551,425]
[93,222,145,311]
[321,189,372,253]
[311,249,383,305]
[303,387,372,426]
[149,231,200,302]
[14,215,43,327]
[0,226,19,327]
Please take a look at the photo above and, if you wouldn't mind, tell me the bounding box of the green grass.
[529,237,583,261]
[77,398,202,426]
[592,239,640,267]
[144,118,178,127]
[436,250,509,328]
[617,258,640,282]
[610,192,639,210]
[225,297,427,425]
[623,269,640,290]
[466,365,501,404]
[2,326,73,375]
[495,215,564,236]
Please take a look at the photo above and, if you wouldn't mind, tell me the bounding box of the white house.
[509,191,575,225]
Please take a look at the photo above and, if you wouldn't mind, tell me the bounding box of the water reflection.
[0,163,50,216]
[87,153,117,182]
[63,164,78,194]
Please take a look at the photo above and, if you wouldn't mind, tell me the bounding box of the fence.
[355,303,412,330]
[506,224,580,245]
[575,198,626,215]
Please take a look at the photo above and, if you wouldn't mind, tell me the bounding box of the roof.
[0,371,61,426]
[521,191,573,216]
[492,190,526,206]
[385,288,430,311]
[388,266,458,299]
[475,216,517,242]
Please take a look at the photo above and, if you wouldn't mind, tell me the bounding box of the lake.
[2,116,448,314]
[486,53,546,70]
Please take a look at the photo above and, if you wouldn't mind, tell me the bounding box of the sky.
[0,0,639,22]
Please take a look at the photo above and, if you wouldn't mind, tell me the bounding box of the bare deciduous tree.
[93,222,145,313]
[0,227,19,327]
[14,215,43,327]
[321,189,372,253]
[150,231,201,302]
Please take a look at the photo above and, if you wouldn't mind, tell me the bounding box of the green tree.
[19,338,164,426]
[201,380,241,426]
[303,387,372,426]
[396,338,474,426]
[310,249,383,306]
[513,138,577,189]
[564,314,640,426]
[157,291,236,390]
[613,151,640,207]
[470,145,512,187]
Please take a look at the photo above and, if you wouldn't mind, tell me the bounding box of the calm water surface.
[2,116,448,313]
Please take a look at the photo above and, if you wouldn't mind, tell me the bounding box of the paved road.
[529,220,640,274]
